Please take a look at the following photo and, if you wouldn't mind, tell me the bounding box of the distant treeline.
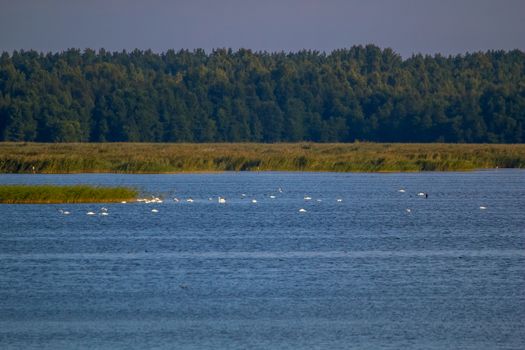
[0,46,524,143]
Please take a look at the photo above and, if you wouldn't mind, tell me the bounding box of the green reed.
[0,142,524,173]
[0,185,138,203]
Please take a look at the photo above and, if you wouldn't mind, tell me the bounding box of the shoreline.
[0,167,515,175]
[1,142,524,174]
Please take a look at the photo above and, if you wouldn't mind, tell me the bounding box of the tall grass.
[0,142,524,173]
[0,185,138,204]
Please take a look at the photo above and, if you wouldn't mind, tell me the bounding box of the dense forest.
[0,45,524,143]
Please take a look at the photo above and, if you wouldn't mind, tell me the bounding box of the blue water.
[0,171,524,349]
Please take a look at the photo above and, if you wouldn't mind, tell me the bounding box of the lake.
[0,171,524,349]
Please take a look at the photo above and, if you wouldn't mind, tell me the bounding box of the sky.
[0,0,524,57]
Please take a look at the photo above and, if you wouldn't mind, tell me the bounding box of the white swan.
[218,197,226,204]
[151,209,159,213]
[299,208,307,213]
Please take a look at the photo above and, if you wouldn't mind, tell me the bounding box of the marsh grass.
[0,185,138,204]
[0,142,524,173]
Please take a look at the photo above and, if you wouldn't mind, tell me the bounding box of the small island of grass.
[0,185,138,204]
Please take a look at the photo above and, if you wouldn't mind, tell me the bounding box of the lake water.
[0,171,524,349]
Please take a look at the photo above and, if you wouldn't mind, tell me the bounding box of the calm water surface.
[0,171,524,349]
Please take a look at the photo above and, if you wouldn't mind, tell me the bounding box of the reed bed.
[0,142,524,173]
[0,185,138,204]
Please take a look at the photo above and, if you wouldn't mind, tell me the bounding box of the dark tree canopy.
[0,46,524,143]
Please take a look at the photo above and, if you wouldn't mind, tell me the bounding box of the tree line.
[0,45,524,143]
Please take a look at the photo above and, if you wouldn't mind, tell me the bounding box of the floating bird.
[299,208,307,213]
[269,195,276,199]
[218,197,226,204]
[417,192,426,196]
[336,199,343,202]
[398,189,406,193]
[304,196,312,200]
[251,199,258,203]
[241,193,246,197]
[278,187,283,193]
[86,211,96,215]
[186,198,194,203]
[406,208,412,213]
[317,199,322,202]
[101,207,108,212]
[479,206,487,210]
[121,201,127,204]
[151,209,159,213]
[59,209,70,215]
[100,212,109,216]
[173,198,179,202]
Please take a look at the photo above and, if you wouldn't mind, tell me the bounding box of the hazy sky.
[0,0,524,57]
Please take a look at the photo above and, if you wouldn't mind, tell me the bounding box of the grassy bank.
[0,142,524,173]
[0,185,138,204]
